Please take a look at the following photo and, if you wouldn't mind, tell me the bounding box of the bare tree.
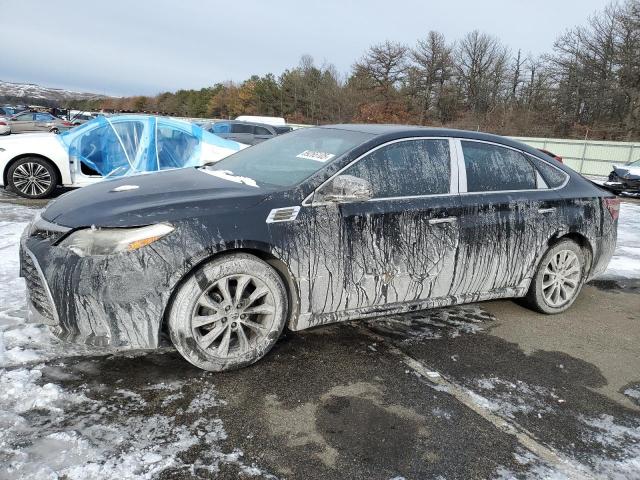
[353,40,409,101]
[455,30,510,113]
[409,31,453,122]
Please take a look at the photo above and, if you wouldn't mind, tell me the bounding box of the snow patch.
[201,168,259,187]
[602,202,640,280]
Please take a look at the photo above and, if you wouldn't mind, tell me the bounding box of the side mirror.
[316,175,373,204]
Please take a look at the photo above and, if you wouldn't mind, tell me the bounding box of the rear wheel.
[7,157,58,199]
[50,127,60,134]
[523,239,586,314]
[168,253,288,371]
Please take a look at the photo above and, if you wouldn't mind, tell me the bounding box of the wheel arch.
[546,231,594,275]
[4,153,62,187]
[161,246,301,335]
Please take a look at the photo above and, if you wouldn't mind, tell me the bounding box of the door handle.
[538,207,556,214]
[428,216,457,225]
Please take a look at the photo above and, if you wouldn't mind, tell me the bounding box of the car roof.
[319,124,546,158]
[216,120,275,129]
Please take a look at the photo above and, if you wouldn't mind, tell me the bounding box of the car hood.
[612,165,640,178]
[43,167,271,228]
[0,132,59,144]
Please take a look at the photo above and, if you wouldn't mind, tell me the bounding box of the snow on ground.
[0,199,638,479]
[601,202,640,280]
[472,377,640,479]
[0,202,273,479]
[0,204,94,368]
[0,371,272,479]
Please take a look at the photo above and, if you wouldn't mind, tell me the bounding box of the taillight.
[0,121,6,126]
[62,122,73,126]
[555,156,563,164]
[603,197,620,221]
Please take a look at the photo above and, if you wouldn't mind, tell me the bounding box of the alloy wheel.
[542,249,581,307]
[12,162,52,197]
[191,274,276,358]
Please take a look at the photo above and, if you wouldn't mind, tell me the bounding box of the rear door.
[34,112,56,131]
[452,139,565,296]
[308,137,462,315]
[253,125,275,144]
[229,123,255,144]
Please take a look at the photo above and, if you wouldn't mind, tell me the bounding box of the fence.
[511,136,640,177]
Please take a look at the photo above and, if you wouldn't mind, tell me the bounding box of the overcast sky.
[3,0,611,97]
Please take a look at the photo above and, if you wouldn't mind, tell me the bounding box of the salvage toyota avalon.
[21,125,619,371]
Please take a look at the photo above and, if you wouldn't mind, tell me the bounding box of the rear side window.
[231,123,252,134]
[531,157,568,188]
[343,139,451,198]
[462,141,536,192]
[35,113,54,121]
[157,127,199,169]
[254,126,271,135]
[16,113,34,121]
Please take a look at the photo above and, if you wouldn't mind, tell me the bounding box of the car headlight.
[59,224,174,256]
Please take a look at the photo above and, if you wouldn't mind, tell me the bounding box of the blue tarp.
[59,115,243,177]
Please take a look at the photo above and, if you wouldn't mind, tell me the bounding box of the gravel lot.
[1,189,639,479]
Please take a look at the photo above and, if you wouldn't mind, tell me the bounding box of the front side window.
[73,123,127,176]
[462,141,536,192]
[231,123,253,134]
[205,127,374,187]
[341,139,451,198]
[111,121,144,163]
[213,122,230,134]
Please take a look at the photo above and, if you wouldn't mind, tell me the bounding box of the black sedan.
[21,125,619,371]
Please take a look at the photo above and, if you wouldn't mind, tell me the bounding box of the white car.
[0,115,245,198]
[0,117,9,136]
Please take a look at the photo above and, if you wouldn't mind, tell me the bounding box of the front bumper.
[606,173,640,192]
[20,223,179,350]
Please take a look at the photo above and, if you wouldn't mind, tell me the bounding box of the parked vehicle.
[0,115,245,198]
[69,112,98,126]
[0,106,20,117]
[605,158,640,193]
[236,115,286,126]
[20,125,618,371]
[538,148,563,163]
[0,117,9,136]
[209,120,292,145]
[5,111,74,134]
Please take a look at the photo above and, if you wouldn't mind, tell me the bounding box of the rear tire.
[7,157,58,199]
[50,127,59,134]
[522,239,586,314]
[168,253,288,371]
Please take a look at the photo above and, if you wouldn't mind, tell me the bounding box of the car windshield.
[203,127,373,187]
[629,158,640,167]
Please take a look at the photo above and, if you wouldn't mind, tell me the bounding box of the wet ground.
[1,189,639,479]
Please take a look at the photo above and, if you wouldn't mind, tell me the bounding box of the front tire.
[523,239,586,314]
[7,157,58,199]
[168,253,288,371]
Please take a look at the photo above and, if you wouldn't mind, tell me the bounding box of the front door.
[10,113,35,133]
[304,137,461,322]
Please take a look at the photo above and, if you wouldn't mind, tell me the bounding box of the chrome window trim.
[457,138,570,195]
[302,136,458,207]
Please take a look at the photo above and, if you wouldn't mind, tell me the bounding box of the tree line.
[70,0,640,140]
